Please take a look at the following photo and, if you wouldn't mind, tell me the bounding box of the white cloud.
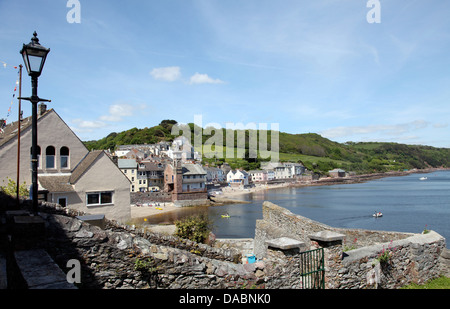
[71,103,146,134]
[71,118,106,132]
[189,73,225,85]
[150,66,181,82]
[99,104,134,122]
[433,122,448,129]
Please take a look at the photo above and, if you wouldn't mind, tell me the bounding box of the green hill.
[84,120,450,175]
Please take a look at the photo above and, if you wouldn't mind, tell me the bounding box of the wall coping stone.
[266,237,306,250]
[14,249,76,289]
[343,230,445,264]
[309,230,345,242]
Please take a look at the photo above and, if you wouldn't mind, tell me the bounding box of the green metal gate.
[299,248,325,289]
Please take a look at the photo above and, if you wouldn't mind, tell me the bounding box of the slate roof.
[38,175,74,192]
[117,159,137,169]
[70,150,104,183]
[38,150,105,193]
[181,163,206,175]
[0,108,52,148]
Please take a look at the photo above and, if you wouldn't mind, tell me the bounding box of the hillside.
[84,120,450,175]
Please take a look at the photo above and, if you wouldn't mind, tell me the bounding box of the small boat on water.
[221,214,230,218]
[373,212,383,218]
[419,177,428,180]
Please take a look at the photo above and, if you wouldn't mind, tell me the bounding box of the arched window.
[60,146,69,169]
[46,146,55,169]
[30,146,41,168]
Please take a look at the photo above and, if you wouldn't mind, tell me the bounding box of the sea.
[138,170,450,245]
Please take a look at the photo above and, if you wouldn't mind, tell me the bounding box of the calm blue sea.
[141,171,450,245]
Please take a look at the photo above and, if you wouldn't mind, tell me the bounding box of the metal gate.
[299,248,325,289]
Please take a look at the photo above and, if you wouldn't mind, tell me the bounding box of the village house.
[0,105,131,222]
[117,159,140,192]
[227,169,249,186]
[166,136,200,162]
[261,162,306,180]
[283,162,306,177]
[39,150,131,222]
[262,162,291,179]
[329,168,346,178]
[164,160,207,203]
[137,161,165,191]
[204,166,225,183]
[248,170,268,183]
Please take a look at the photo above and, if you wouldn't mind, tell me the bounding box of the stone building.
[0,105,131,222]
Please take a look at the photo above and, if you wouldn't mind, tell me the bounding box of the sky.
[1,0,450,148]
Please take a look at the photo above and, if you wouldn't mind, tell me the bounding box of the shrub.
[175,214,212,243]
[0,177,29,198]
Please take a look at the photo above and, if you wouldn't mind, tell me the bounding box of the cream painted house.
[0,105,131,222]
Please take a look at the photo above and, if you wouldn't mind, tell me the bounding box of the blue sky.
[1,1,450,148]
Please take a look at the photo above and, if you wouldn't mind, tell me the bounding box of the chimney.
[38,103,47,117]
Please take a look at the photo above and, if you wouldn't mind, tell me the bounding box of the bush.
[175,214,212,243]
[0,177,29,198]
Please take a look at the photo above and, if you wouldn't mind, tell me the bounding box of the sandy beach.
[131,202,180,218]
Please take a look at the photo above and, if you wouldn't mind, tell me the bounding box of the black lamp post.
[19,32,50,214]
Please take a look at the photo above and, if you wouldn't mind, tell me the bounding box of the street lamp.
[19,32,51,214]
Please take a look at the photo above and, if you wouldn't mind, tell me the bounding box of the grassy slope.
[84,123,450,174]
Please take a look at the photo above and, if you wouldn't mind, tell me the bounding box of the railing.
[299,248,325,289]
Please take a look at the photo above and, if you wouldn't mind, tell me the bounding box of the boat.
[373,212,383,218]
[221,214,230,218]
[419,177,428,180]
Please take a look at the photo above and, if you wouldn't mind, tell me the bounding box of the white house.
[227,170,249,186]
[166,136,200,162]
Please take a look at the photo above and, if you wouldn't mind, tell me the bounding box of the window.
[60,146,69,169]
[58,197,67,208]
[46,146,55,169]
[86,191,113,206]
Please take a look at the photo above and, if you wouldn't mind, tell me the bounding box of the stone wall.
[4,197,448,289]
[334,231,445,288]
[254,201,412,259]
[255,201,447,289]
[37,202,270,289]
[131,191,172,204]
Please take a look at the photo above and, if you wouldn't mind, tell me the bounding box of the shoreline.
[131,167,449,221]
[220,167,450,198]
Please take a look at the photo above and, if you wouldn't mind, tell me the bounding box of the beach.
[131,202,180,218]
